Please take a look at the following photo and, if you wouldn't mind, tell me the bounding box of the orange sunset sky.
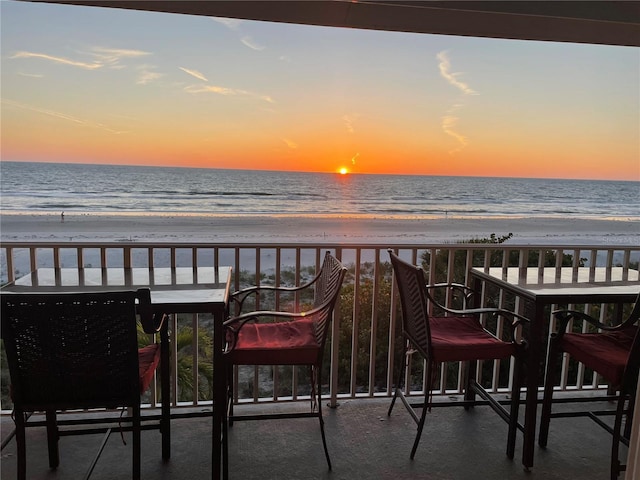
[1,1,639,181]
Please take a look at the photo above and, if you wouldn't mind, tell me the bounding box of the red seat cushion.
[560,326,637,387]
[430,315,516,363]
[229,319,320,366]
[138,344,161,394]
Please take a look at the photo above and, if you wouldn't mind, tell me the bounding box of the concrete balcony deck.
[1,397,625,480]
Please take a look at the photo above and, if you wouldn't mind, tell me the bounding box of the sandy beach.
[1,213,638,246]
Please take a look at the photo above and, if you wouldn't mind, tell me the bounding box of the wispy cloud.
[212,17,267,52]
[212,17,243,30]
[17,72,44,78]
[241,36,265,51]
[351,152,360,165]
[11,47,153,75]
[282,138,298,149]
[179,67,208,82]
[436,50,477,154]
[136,66,163,85]
[184,84,274,103]
[10,51,102,70]
[2,99,126,134]
[91,47,151,67]
[441,113,468,154]
[437,51,477,96]
[343,113,360,134]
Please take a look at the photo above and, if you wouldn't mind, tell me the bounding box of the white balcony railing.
[1,241,639,413]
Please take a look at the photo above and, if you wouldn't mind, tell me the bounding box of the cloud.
[343,114,360,134]
[241,36,266,51]
[10,51,102,70]
[2,99,125,134]
[351,152,360,165]
[436,51,477,96]
[282,138,298,149]
[441,113,468,154]
[212,17,243,30]
[179,67,208,82]
[436,51,477,154]
[211,17,266,51]
[184,84,274,103]
[91,47,151,67]
[136,68,163,85]
[17,72,44,78]
[11,47,153,72]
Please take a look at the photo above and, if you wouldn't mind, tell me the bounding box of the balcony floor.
[1,397,627,479]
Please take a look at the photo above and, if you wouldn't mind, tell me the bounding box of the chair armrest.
[231,282,315,314]
[552,308,637,338]
[425,282,476,304]
[424,283,530,344]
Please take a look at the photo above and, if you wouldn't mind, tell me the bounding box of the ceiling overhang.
[20,1,640,47]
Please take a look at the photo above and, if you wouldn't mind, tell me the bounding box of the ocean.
[1,161,638,220]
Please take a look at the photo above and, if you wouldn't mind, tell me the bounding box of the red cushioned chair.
[539,293,640,480]
[224,251,347,469]
[387,249,528,459]
[1,289,167,480]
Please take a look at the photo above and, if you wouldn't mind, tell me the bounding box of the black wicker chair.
[224,251,347,470]
[387,249,528,459]
[1,289,167,480]
[539,293,640,480]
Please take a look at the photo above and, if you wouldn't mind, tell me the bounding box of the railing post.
[328,247,343,408]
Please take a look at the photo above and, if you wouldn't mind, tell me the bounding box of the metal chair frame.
[1,289,169,480]
[387,249,528,459]
[224,250,347,470]
[539,294,640,480]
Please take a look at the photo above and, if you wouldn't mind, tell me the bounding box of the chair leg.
[45,409,60,469]
[133,404,141,480]
[388,340,409,417]
[316,366,332,470]
[227,362,235,426]
[318,400,332,470]
[611,393,630,480]
[506,355,523,459]
[222,405,229,480]
[14,409,26,480]
[464,360,477,410]
[539,339,561,448]
[410,359,433,460]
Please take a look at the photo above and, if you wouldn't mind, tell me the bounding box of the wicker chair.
[1,289,167,480]
[387,249,528,459]
[224,251,347,469]
[538,293,640,480]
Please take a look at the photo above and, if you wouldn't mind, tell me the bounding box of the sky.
[1,1,639,181]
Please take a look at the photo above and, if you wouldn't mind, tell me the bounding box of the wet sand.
[1,212,638,246]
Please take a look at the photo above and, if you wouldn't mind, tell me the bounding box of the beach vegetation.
[137,322,214,403]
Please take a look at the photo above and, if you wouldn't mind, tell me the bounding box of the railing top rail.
[2,241,638,250]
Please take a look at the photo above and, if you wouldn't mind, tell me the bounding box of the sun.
[338,167,349,175]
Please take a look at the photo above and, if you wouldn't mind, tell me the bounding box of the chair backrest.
[309,251,347,349]
[1,289,150,412]
[622,327,640,394]
[622,293,640,395]
[388,249,432,359]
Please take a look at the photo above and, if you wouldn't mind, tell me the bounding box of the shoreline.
[1,212,639,246]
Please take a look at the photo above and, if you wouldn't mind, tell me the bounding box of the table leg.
[212,308,226,480]
[159,314,171,460]
[521,303,543,470]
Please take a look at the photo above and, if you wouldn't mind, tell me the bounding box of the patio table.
[469,266,639,470]
[1,266,232,480]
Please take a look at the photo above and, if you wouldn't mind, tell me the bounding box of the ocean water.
[1,161,638,220]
